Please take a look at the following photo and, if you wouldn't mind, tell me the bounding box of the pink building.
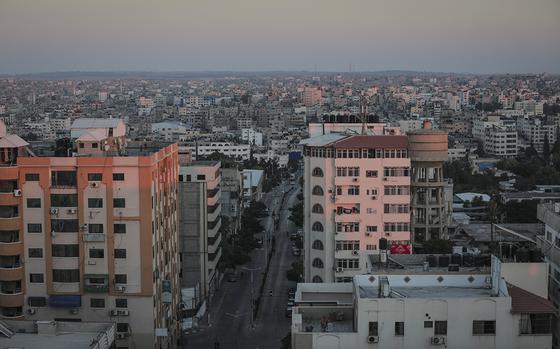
[302,86,322,107]
[302,133,411,283]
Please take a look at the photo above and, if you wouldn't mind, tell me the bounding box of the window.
[114,224,126,234]
[312,222,324,232]
[395,322,405,336]
[115,274,127,284]
[88,198,103,208]
[52,269,80,283]
[25,173,40,181]
[366,170,378,178]
[27,297,47,307]
[113,198,126,208]
[113,173,125,181]
[88,173,102,181]
[51,219,79,232]
[335,240,360,251]
[51,194,78,207]
[51,171,77,187]
[472,320,496,335]
[89,249,104,258]
[336,258,360,269]
[369,322,379,336]
[312,276,323,283]
[424,321,433,328]
[312,204,324,214]
[28,248,43,258]
[434,321,447,335]
[312,240,324,250]
[312,186,324,196]
[519,314,552,335]
[88,224,103,234]
[27,223,42,233]
[92,143,98,149]
[312,258,324,268]
[384,222,410,232]
[116,323,129,333]
[26,198,41,208]
[90,298,105,308]
[336,222,360,233]
[52,244,79,257]
[383,167,410,177]
[347,186,360,196]
[197,174,206,181]
[312,167,324,177]
[114,249,127,259]
[384,204,410,214]
[115,298,128,308]
[29,273,44,283]
[367,226,377,233]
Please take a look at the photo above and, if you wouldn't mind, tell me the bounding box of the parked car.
[292,248,301,256]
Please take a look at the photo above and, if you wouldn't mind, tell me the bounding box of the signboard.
[389,244,412,255]
[155,328,168,337]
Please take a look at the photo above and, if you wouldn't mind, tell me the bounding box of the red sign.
[390,244,412,255]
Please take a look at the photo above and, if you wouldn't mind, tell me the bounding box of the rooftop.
[71,118,123,129]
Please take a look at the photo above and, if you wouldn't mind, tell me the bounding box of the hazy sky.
[1,0,559,74]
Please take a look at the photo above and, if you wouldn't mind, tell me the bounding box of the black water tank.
[451,253,462,265]
[438,255,450,268]
[463,254,474,267]
[427,255,437,268]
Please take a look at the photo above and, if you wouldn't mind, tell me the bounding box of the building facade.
[302,133,411,283]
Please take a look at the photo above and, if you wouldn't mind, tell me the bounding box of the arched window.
[312,240,324,250]
[312,167,324,177]
[312,275,323,283]
[312,185,324,196]
[312,204,324,214]
[312,258,324,269]
[312,222,324,232]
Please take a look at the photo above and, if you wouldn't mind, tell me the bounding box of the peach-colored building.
[0,120,180,349]
[302,86,322,107]
[302,133,411,283]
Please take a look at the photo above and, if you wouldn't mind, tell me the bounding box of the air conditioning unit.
[115,285,126,293]
[352,250,359,256]
[27,308,36,315]
[371,196,377,200]
[385,232,391,237]
[111,309,130,316]
[50,208,59,215]
[80,224,88,231]
[87,260,96,265]
[67,208,77,214]
[13,189,22,197]
[336,267,344,273]
[91,182,100,188]
[116,333,128,339]
[70,308,79,315]
[367,335,379,343]
[352,178,358,182]
[365,232,371,236]
[383,178,388,181]
[431,336,446,345]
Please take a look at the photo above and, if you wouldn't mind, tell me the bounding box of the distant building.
[302,86,322,107]
[241,169,264,205]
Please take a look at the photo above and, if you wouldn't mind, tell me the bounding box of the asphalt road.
[184,180,301,349]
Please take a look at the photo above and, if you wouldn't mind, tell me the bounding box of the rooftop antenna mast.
[360,93,367,135]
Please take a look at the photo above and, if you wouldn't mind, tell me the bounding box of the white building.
[187,142,251,160]
[448,147,467,162]
[241,128,263,146]
[483,125,518,158]
[242,169,264,205]
[472,116,502,141]
[291,257,554,349]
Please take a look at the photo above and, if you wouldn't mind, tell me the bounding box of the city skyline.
[1,0,560,74]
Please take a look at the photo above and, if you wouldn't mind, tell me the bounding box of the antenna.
[360,93,367,135]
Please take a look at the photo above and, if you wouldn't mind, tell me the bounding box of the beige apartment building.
[0,120,181,349]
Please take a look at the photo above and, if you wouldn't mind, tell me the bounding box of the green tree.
[288,201,303,228]
[543,134,551,164]
[286,261,303,282]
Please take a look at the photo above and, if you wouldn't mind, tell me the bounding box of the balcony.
[0,292,24,308]
[0,241,23,256]
[0,306,23,319]
[0,266,24,281]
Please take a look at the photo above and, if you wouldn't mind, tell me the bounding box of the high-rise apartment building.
[302,132,411,283]
[302,86,322,107]
[0,120,180,349]
[178,161,222,302]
